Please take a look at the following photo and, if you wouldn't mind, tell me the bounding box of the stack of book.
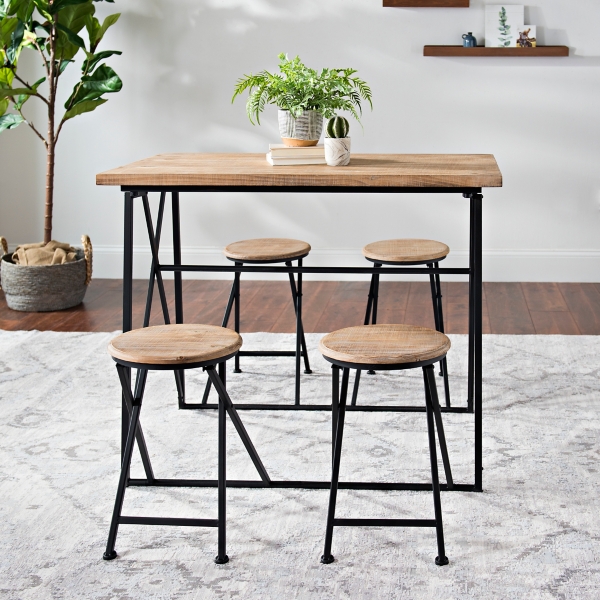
[266,144,325,166]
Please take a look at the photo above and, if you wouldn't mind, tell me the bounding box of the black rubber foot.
[367,370,376,375]
[103,551,117,561]
[214,554,229,564]
[233,369,242,374]
[304,369,313,374]
[320,554,335,564]
[439,371,443,377]
[435,555,449,566]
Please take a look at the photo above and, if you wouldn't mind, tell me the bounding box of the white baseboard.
[88,246,600,282]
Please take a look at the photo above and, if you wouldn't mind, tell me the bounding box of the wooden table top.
[96,153,502,189]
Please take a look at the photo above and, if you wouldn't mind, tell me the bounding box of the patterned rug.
[0,331,599,599]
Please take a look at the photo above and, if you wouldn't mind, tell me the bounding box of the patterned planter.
[278,109,323,147]
[324,137,351,166]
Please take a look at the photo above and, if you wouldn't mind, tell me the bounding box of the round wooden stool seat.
[108,324,242,366]
[319,324,451,366]
[224,238,311,262]
[363,239,449,264]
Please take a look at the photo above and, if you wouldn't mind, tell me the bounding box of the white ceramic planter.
[278,109,323,146]
[324,137,351,166]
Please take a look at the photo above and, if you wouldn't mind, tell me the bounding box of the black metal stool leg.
[321,367,350,564]
[350,369,361,406]
[293,259,307,404]
[201,280,236,404]
[424,365,453,488]
[371,265,381,325]
[233,263,242,373]
[207,367,271,483]
[429,263,451,408]
[331,365,340,464]
[424,365,449,566]
[364,274,375,325]
[367,265,381,375]
[104,365,148,560]
[215,362,229,564]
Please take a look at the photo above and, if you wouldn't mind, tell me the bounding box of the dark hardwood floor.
[1,279,599,334]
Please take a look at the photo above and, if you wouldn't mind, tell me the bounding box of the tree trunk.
[44,140,55,244]
[44,18,57,244]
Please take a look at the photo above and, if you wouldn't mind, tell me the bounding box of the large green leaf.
[83,13,99,46]
[0,15,18,46]
[16,0,34,22]
[82,48,120,73]
[5,17,23,63]
[0,97,7,115]
[86,11,118,51]
[63,96,105,120]
[0,66,14,87]
[65,62,121,107]
[32,0,51,20]
[0,0,20,19]
[55,21,85,60]
[48,0,89,16]
[56,22,84,48]
[58,1,94,34]
[96,12,118,42]
[0,112,23,131]
[0,86,35,97]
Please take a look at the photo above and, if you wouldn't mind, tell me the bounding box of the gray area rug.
[0,331,599,599]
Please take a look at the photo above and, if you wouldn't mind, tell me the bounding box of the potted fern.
[232,53,372,147]
[0,0,122,311]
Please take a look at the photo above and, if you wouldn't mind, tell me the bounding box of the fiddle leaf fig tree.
[0,0,123,243]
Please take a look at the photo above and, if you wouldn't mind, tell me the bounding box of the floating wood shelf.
[424,45,569,57]
[384,0,469,5]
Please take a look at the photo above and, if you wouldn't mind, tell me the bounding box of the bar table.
[96,153,502,494]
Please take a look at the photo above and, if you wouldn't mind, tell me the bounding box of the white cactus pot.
[324,137,351,166]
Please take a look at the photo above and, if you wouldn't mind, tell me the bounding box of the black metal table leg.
[234,264,242,373]
[142,193,170,326]
[143,192,166,328]
[471,192,483,492]
[286,260,312,377]
[172,192,185,404]
[467,194,475,414]
[121,192,134,462]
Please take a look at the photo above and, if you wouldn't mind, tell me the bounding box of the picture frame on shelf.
[485,5,525,47]
[516,26,537,48]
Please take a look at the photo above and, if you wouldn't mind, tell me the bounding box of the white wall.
[1,0,599,281]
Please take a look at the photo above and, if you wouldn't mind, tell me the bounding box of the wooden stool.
[319,324,453,566]
[204,238,312,405]
[356,239,451,407]
[102,324,268,565]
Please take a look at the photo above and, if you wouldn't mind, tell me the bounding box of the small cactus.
[326,116,350,139]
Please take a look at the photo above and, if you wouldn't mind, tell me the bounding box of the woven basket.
[0,235,93,312]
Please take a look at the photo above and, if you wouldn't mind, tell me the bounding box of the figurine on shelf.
[462,32,477,47]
